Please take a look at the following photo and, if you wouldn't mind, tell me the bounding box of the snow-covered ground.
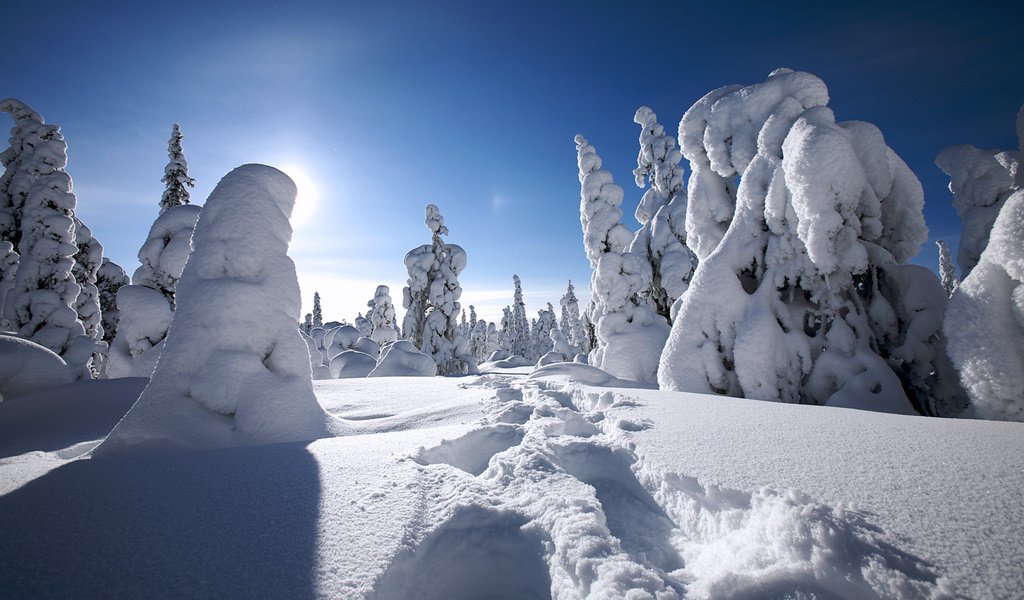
[1,373,1021,598]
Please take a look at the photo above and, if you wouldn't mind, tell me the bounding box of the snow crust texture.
[96,164,335,454]
[375,375,951,599]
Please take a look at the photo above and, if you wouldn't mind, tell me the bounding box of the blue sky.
[4,0,1022,323]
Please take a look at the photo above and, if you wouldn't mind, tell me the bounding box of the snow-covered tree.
[943,107,1024,421]
[0,99,46,254]
[302,312,312,334]
[71,217,103,342]
[96,258,129,346]
[660,69,958,414]
[498,305,513,351]
[469,318,489,364]
[576,134,669,382]
[529,303,557,360]
[368,284,399,344]
[0,242,17,330]
[105,204,200,378]
[96,164,336,455]
[629,107,698,320]
[159,124,195,213]
[510,274,529,358]
[0,98,95,377]
[312,291,323,328]
[354,313,372,338]
[935,143,1020,277]
[559,279,588,355]
[936,240,959,297]
[484,321,500,358]
[401,204,475,375]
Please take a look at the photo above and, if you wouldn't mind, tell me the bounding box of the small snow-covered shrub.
[369,340,436,378]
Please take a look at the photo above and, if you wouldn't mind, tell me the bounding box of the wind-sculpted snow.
[373,375,950,599]
[95,164,338,455]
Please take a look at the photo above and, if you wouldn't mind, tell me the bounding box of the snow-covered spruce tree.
[935,143,1020,277]
[354,312,372,337]
[629,107,698,321]
[529,303,557,361]
[105,203,200,378]
[510,274,529,358]
[401,204,476,374]
[95,164,337,455]
[559,279,588,355]
[0,99,95,377]
[159,124,195,213]
[498,305,513,352]
[468,305,477,333]
[0,242,17,330]
[71,217,103,342]
[469,317,489,363]
[96,257,129,346]
[312,291,323,328]
[368,284,399,344]
[660,68,961,415]
[484,321,500,358]
[302,312,312,334]
[576,134,669,382]
[943,107,1024,421]
[0,99,46,256]
[936,240,959,297]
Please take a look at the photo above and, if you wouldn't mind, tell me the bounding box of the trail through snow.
[370,375,950,599]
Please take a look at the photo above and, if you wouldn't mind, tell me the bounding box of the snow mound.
[368,340,436,378]
[330,350,377,379]
[95,164,337,455]
[528,361,652,389]
[0,334,75,401]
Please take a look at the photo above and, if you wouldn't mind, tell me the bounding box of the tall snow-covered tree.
[943,106,1024,421]
[96,257,129,346]
[559,279,588,355]
[159,124,195,213]
[0,98,95,377]
[0,98,46,254]
[368,284,399,344]
[71,217,103,343]
[498,305,513,352]
[660,69,960,415]
[510,274,529,358]
[936,240,959,297]
[312,291,323,328]
[629,107,698,321]
[575,134,669,382]
[401,204,476,375]
[0,241,17,330]
[529,303,557,361]
[96,164,335,454]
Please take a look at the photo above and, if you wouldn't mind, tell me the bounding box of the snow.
[95,164,337,455]
[945,189,1024,421]
[2,375,1019,598]
[369,339,437,377]
[0,333,74,401]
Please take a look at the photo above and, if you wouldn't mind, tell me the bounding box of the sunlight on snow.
[278,164,319,229]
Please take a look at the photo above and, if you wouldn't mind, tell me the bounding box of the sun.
[278,163,320,229]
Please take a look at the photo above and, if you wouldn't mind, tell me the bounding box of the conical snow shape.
[95,164,334,455]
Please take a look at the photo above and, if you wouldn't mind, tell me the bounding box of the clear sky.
[4,0,1022,324]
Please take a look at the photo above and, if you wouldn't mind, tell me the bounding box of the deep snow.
[0,373,1021,598]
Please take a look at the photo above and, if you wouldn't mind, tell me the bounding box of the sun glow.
[279,163,320,229]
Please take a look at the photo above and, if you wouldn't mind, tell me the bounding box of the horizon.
[4,0,1022,324]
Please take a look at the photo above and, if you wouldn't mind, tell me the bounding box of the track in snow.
[371,375,950,599]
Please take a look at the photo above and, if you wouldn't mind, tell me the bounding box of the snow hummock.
[95,164,337,455]
[0,333,74,401]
